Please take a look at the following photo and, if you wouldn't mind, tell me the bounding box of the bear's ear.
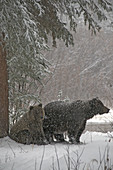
[90,98,98,107]
[92,97,98,102]
[38,103,42,107]
[30,106,34,110]
[89,98,95,107]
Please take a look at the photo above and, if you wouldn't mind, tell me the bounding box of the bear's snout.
[103,106,110,114]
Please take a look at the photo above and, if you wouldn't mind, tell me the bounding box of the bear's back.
[44,101,70,119]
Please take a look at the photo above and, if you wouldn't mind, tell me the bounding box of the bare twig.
[54,145,61,170]
[98,146,107,170]
[39,145,45,170]
[72,148,84,170]
[8,143,16,158]
[51,156,57,170]
[11,163,15,170]
[18,145,28,153]
[35,158,37,170]
[64,146,71,170]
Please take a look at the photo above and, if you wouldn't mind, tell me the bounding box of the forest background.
[0,0,113,137]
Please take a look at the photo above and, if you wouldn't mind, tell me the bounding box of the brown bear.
[43,98,110,144]
[10,103,48,145]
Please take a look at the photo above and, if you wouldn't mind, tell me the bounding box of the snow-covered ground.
[0,132,113,170]
[0,110,113,170]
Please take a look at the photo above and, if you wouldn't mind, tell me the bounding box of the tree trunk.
[0,33,9,137]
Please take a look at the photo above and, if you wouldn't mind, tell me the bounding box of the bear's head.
[89,97,110,116]
[29,103,45,121]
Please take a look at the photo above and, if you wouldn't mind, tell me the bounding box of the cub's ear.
[38,103,42,107]
[30,106,34,110]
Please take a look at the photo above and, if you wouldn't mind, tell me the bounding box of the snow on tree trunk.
[0,33,9,137]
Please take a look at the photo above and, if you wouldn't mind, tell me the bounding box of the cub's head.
[89,97,110,116]
[29,103,45,120]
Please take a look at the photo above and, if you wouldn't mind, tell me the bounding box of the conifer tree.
[0,0,112,135]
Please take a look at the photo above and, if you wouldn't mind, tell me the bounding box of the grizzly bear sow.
[43,98,110,143]
[10,104,47,145]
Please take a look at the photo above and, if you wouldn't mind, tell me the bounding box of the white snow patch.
[0,131,113,170]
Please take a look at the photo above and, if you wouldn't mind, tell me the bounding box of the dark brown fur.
[43,98,110,143]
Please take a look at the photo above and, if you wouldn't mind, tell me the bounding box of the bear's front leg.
[68,124,80,144]
[33,134,48,145]
[68,129,76,144]
[29,123,48,145]
[44,128,54,143]
[75,120,86,143]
